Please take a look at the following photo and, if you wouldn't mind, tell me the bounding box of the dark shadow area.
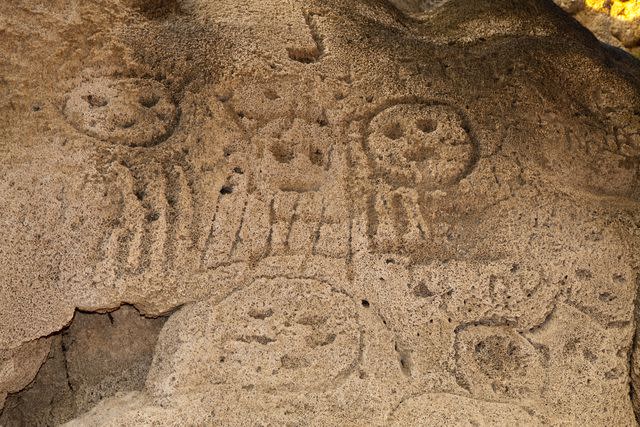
[0,306,167,426]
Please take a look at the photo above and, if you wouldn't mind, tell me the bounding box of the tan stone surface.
[0,338,50,410]
[0,0,639,424]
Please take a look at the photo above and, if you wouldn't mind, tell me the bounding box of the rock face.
[0,307,166,425]
[556,0,640,57]
[0,0,639,424]
[392,0,640,57]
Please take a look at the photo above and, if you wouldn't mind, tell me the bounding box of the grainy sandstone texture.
[0,0,639,425]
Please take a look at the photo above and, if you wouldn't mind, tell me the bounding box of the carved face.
[148,278,362,395]
[63,77,179,147]
[366,102,477,190]
[256,118,335,193]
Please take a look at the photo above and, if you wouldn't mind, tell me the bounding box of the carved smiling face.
[367,103,477,191]
[63,77,179,147]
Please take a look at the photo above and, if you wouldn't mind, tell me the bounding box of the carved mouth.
[264,163,326,193]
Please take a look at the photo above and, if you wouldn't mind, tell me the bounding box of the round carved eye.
[63,77,178,147]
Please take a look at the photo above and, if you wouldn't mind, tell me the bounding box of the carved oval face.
[63,77,178,147]
[257,119,334,193]
[367,103,476,190]
[148,278,361,394]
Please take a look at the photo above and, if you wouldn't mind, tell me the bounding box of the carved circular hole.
[416,118,437,133]
[139,93,159,108]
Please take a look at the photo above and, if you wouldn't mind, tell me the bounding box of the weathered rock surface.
[0,307,166,425]
[556,0,640,57]
[0,0,639,424]
[392,0,640,57]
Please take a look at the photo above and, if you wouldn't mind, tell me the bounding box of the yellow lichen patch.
[586,0,640,22]
[610,0,640,20]
[585,0,608,11]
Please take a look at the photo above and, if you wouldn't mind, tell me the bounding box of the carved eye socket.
[83,94,108,108]
[139,93,159,108]
[309,147,324,166]
[416,118,437,133]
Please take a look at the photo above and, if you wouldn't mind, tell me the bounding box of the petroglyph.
[454,325,546,401]
[147,278,362,394]
[63,78,178,147]
[287,11,325,64]
[364,101,478,252]
[2,0,640,424]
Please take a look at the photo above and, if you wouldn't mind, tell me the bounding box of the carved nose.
[270,142,295,164]
[404,140,435,162]
[383,122,404,140]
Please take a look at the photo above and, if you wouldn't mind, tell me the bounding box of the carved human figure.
[364,101,477,251]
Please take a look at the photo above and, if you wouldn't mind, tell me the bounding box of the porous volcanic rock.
[0,0,639,425]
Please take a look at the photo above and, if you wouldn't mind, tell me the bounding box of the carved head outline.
[366,102,477,191]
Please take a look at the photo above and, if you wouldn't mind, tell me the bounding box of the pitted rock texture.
[63,77,179,147]
[0,0,639,425]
